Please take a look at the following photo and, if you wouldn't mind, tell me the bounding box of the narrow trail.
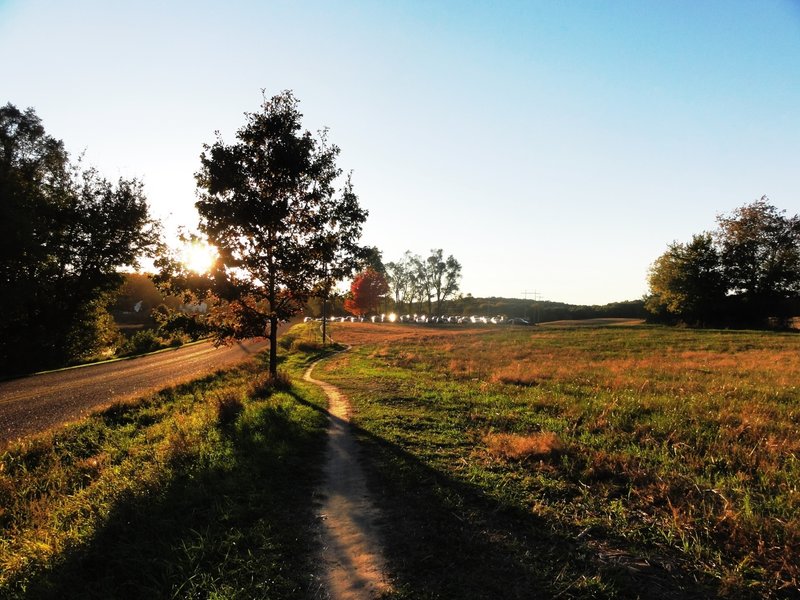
[304,358,393,600]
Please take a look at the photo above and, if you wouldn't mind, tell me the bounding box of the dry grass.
[320,321,800,597]
[247,370,291,398]
[327,322,486,346]
[483,431,563,461]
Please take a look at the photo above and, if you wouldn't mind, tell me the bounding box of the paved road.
[0,338,269,444]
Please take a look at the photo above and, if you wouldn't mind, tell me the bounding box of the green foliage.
[648,198,800,327]
[152,303,209,341]
[117,329,166,356]
[385,251,419,314]
[717,199,800,324]
[418,248,462,317]
[385,249,462,316]
[0,103,161,375]
[360,245,386,275]
[646,233,726,326]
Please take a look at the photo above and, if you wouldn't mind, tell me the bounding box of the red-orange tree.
[344,269,389,316]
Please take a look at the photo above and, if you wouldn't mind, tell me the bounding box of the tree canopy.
[174,90,367,376]
[647,198,800,327]
[0,103,160,375]
[344,269,389,317]
[385,249,461,317]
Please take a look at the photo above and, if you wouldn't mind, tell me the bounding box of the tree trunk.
[269,315,278,378]
[322,295,327,347]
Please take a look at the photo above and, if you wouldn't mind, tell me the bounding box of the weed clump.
[248,371,291,399]
[215,391,244,426]
[483,431,564,461]
[292,339,322,353]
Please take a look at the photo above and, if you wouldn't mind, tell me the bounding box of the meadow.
[1,321,797,599]
[316,322,799,599]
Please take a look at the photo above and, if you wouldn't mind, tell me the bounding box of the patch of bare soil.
[304,359,393,600]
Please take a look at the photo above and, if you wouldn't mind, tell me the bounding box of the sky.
[2,0,799,305]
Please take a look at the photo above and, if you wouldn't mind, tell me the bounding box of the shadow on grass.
[288,389,719,600]
[10,401,327,600]
[12,371,719,600]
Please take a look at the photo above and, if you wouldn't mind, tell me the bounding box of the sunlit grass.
[318,322,800,598]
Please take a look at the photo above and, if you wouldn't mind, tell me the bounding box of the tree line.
[4,92,796,377]
[341,249,463,318]
[0,104,160,375]
[646,198,800,328]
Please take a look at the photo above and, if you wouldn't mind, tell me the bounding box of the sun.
[181,240,217,274]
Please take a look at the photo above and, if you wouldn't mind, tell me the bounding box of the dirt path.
[304,359,393,600]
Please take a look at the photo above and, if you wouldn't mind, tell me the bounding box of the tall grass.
[318,323,799,599]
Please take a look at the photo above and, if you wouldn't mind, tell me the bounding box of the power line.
[521,290,542,324]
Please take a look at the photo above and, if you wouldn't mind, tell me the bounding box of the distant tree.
[414,249,462,317]
[0,103,160,374]
[385,251,419,314]
[179,90,366,376]
[344,269,389,317]
[646,233,726,326]
[646,197,800,327]
[360,246,386,275]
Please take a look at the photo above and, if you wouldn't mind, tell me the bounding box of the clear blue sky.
[2,0,799,304]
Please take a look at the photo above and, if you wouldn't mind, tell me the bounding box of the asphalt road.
[0,338,269,445]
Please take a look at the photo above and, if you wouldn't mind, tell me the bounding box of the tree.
[190,91,367,376]
[646,233,726,326]
[0,103,160,374]
[360,246,386,275]
[414,249,462,317]
[344,269,389,316]
[385,251,419,314]
[646,198,800,327]
[716,198,800,324]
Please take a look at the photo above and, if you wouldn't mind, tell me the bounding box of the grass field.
[315,322,799,599]
[1,322,797,599]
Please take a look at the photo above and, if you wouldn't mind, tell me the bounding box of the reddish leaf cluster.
[344,269,389,316]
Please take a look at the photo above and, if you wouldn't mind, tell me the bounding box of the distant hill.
[449,296,647,323]
[309,294,648,323]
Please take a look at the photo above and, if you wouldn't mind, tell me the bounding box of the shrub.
[120,329,163,356]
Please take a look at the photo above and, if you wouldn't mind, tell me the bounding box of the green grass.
[317,323,800,599]
[0,332,335,599]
